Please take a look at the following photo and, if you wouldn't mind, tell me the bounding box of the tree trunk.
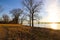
[29,16,31,26]
[32,13,34,27]
[13,17,19,24]
[21,19,23,25]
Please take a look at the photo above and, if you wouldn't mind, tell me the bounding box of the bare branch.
[10,8,23,24]
[22,0,43,27]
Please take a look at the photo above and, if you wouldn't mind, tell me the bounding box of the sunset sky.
[41,0,60,22]
[0,0,60,22]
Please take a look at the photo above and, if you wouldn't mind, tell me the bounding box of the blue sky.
[0,0,23,17]
[0,0,60,22]
[0,0,46,19]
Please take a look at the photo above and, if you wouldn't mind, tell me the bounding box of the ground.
[0,24,60,40]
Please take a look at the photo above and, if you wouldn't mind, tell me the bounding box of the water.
[34,24,60,30]
[24,23,60,30]
[24,23,50,28]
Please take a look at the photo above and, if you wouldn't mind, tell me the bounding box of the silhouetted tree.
[2,14,9,23]
[23,0,43,27]
[10,9,23,24]
[19,13,28,24]
[34,14,42,26]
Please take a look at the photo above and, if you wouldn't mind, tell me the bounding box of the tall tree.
[10,9,23,24]
[23,0,43,27]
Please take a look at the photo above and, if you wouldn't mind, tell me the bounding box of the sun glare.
[47,1,59,29]
[50,23,58,29]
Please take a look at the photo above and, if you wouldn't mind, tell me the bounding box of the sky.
[0,0,60,22]
[41,0,60,22]
[0,0,23,17]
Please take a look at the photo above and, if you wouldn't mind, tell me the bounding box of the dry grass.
[0,24,60,40]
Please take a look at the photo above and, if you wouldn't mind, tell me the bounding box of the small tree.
[2,14,9,23]
[19,13,28,24]
[10,9,23,24]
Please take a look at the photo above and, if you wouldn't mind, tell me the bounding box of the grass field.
[0,24,60,40]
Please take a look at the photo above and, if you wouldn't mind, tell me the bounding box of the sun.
[47,1,59,29]
[50,23,58,29]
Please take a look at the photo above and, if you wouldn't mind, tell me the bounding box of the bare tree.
[10,9,23,24]
[2,14,9,23]
[34,14,42,27]
[19,13,28,24]
[23,0,43,27]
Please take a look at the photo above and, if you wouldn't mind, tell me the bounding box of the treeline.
[0,0,44,27]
